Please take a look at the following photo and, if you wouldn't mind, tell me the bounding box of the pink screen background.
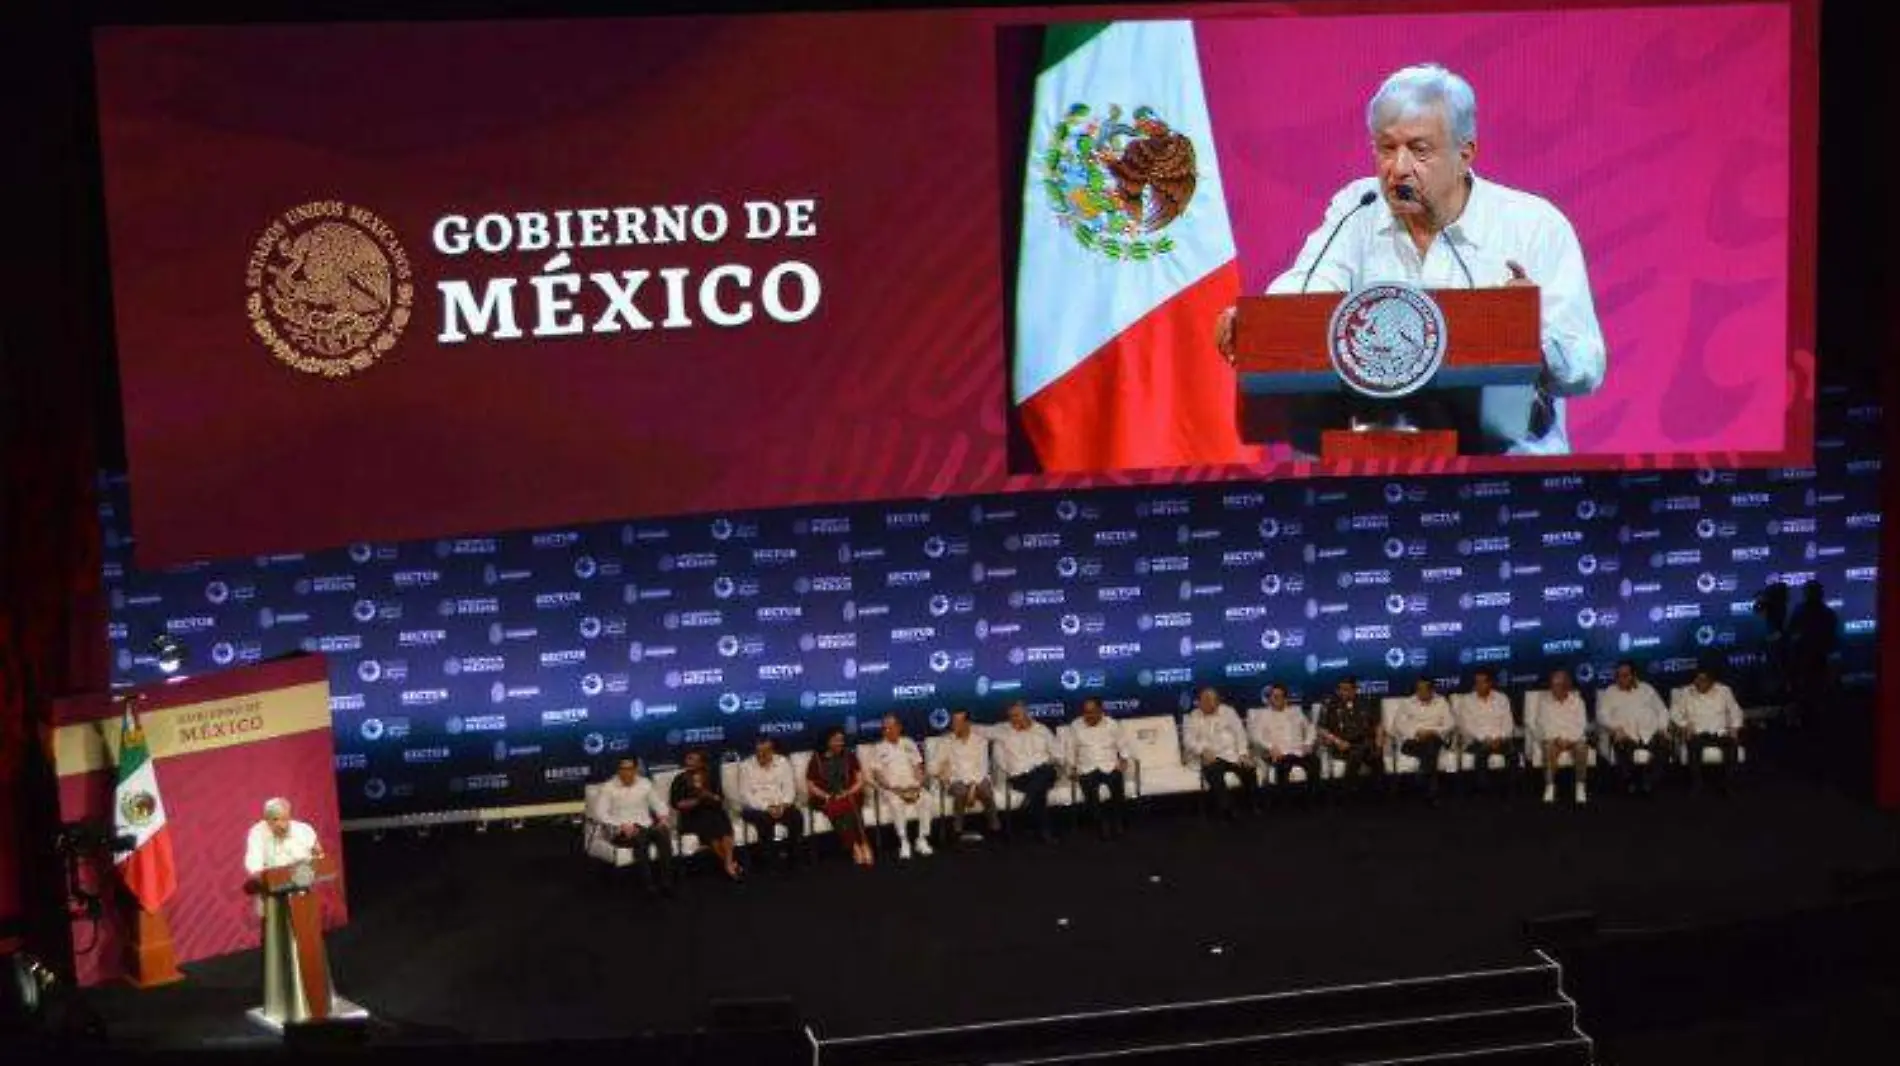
[1199,2,1792,454]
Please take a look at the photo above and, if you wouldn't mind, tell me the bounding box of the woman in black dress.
[669,749,740,879]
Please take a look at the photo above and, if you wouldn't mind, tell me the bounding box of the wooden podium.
[248,854,363,1032]
[1232,286,1543,460]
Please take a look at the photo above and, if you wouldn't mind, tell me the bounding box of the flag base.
[126,905,184,988]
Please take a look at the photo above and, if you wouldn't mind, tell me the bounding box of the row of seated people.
[582,660,1747,893]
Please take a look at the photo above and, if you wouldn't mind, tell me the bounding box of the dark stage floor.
[77,756,1900,1049]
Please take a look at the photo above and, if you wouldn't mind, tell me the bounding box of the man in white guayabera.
[1216,63,1606,455]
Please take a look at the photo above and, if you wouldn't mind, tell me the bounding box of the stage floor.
[79,755,1900,1048]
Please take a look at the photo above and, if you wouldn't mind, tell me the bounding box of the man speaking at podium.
[1216,63,1606,455]
[244,796,324,878]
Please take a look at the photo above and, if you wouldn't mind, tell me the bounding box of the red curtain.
[0,2,110,958]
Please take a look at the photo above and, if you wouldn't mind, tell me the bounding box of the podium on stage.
[1232,285,1542,461]
[248,854,364,1031]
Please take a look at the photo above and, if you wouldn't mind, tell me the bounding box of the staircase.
[809,953,1593,1066]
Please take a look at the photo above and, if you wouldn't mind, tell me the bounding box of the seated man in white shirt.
[1393,677,1455,803]
[1067,697,1131,839]
[869,714,933,859]
[988,701,1061,843]
[737,735,806,870]
[1183,687,1259,818]
[588,757,675,895]
[1674,665,1745,793]
[1536,669,1592,805]
[244,797,324,878]
[1453,666,1518,793]
[1248,683,1318,802]
[1597,659,1671,795]
[934,708,1002,842]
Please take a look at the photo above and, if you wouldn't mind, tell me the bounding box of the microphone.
[1397,185,1476,289]
[1300,190,1378,294]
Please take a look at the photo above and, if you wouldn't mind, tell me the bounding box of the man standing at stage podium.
[589,757,675,895]
[1183,687,1258,818]
[1597,660,1671,795]
[1213,63,1606,455]
[244,797,323,880]
[244,797,339,1026]
[1318,677,1384,797]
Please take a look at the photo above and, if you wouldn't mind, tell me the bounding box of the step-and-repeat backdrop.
[100,388,1878,821]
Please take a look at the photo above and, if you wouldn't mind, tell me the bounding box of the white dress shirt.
[1674,683,1744,735]
[1393,695,1455,740]
[1182,705,1250,765]
[1598,681,1670,741]
[1248,706,1316,755]
[737,755,798,810]
[590,775,668,829]
[868,736,925,790]
[244,819,320,876]
[1454,691,1515,743]
[934,730,991,785]
[986,721,1057,777]
[1067,716,1128,775]
[1535,692,1590,744]
[1267,174,1606,455]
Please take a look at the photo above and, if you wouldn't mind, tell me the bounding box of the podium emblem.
[1327,283,1448,399]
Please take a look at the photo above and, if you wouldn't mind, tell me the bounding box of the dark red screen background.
[94,2,1814,567]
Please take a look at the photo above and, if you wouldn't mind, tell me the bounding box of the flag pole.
[115,690,183,988]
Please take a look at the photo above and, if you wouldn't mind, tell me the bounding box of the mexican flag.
[1013,21,1251,473]
[113,705,177,913]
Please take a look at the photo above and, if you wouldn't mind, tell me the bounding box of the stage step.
[812,954,1593,1066]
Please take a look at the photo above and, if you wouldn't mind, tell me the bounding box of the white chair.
[855,742,893,827]
[1118,715,1203,797]
[1523,690,1598,771]
[1381,697,1461,775]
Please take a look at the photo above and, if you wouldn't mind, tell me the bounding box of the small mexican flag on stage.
[1013,20,1251,473]
[113,703,178,913]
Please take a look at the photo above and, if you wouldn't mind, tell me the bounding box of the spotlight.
[1,952,52,1035]
[149,635,185,676]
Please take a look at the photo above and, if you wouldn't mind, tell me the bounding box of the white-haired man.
[869,714,933,859]
[1217,63,1605,456]
[244,797,323,876]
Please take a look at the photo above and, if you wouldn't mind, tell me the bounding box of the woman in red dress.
[806,726,872,867]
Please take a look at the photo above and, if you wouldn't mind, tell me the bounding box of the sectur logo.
[1041,103,1198,261]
